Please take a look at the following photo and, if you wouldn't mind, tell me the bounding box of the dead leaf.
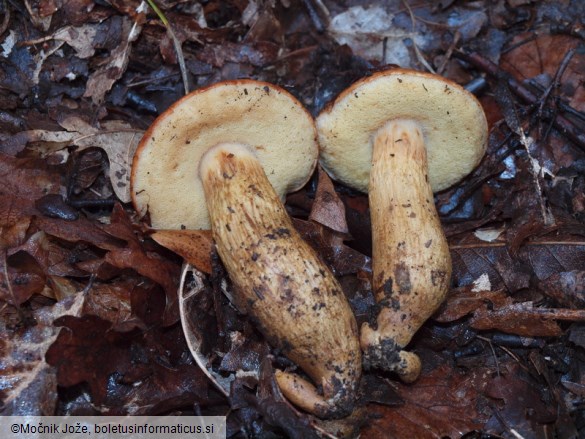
[35,24,100,59]
[450,235,585,292]
[0,293,85,414]
[0,218,31,250]
[538,271,585,309]
[4,117,143,203]
[469,302,564,337]
[45,314,141,404]
[0,155,63,226]
[434,286,511,323]
[33,216,123,252]
[151,229,213,274]
[293,218,371,276]
[0,250,46,306]
[361,360,487,438]
[45,313,213,413]
[309,167,349,234]
[73,129,143,203]
[483,363,558,437]
[82,278,134,327]
[501,33,585,112]
[105,247,180,324]
[436,285,585,337]
[83,16,143,104]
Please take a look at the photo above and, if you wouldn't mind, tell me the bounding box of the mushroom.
[316,68,488,382]
[131,80,361,418]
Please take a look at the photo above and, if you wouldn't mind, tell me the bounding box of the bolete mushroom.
[316,69,488,382]
[131,80,361,418]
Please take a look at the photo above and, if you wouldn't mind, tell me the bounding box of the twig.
[67,198,116,208]
[456,50,585,151]
[402,0,435,73]
[436,30,460,75]
[527,307,585,321]
[537,48,575,124]
[491,78,553,226]
[1,251,16,307]
[526,79,585,123]
[537,48,576,145]
[301,0,329,32]
[477,335,501,377]
[491,407,527,439]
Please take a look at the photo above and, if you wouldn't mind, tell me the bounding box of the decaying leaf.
[451,235,585,291]
[73,127,143,203]
[25,23,99,59]
[309,167,349,234]
[435,285,585,337]
[0,292,85,414]
[538,271,585,309]
[83,14,143,104]
[361,360,487,438]
[0,155,63,226]
[3,0,585,437]
[151,230,213,274]
[3,116,143,203]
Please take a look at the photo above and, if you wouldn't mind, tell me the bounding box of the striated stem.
[360,120,452,382]
[199,142,361,418]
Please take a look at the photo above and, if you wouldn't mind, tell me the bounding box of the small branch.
[456,50,585,151]
[527,307,585,321]
[537,47,575,127]
[402,0,435,73]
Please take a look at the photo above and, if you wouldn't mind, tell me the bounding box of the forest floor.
[1,0,585,438]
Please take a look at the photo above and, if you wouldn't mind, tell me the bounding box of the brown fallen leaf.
[501,33,585,113]
[105,247,180,324]
[25,23,100,59]
[0,155,63,226]
[361,360,487,438]
[482,362,558,437]
[434,286,511,323]
[151,229,213,274]
[45,314,140,405]
[33,216,124,252]
[538,270,585,309]
[3,118,143,203]
[294,218,371,276]
[0,250,46,306]
[101,205,181,323]
[435,285,585,337]
[469,302,564,337]
[309,166,349,234]
[0,218,31,250]
[73,128,143,203]
[83,15,143,104]
[45,313,215,413]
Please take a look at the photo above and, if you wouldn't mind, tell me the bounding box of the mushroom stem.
[360,120,452,382]
[199,142,361,418]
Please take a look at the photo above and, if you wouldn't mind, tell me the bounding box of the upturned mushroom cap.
[316,68,488,193]
[131,80,318,230]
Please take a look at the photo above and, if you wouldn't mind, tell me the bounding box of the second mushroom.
[131,80,361,419]
[316,69,488,382]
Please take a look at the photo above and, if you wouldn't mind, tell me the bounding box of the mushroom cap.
[131,80,318,230]
[316,68,488,193]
